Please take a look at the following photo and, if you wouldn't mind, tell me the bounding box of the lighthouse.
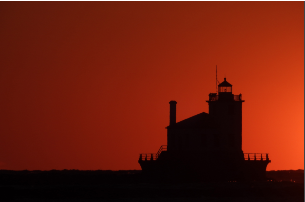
[138,78,271,182]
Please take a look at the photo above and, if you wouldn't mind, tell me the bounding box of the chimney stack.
[169,100,177,125]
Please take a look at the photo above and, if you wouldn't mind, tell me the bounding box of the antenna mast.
[216,65,217,93]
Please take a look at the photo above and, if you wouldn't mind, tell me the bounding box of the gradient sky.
[0,2,303,171]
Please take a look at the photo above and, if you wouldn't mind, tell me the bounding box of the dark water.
[0,170,303,202]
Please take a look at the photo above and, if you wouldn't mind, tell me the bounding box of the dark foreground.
[0,170,303,202]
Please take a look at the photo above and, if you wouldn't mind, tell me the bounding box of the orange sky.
[0,2,303,171]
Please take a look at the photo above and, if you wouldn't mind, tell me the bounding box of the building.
[138,78,271,182]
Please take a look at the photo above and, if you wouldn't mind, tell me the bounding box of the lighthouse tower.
[207,78,244,153]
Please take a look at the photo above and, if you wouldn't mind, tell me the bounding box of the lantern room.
[218,78,232,93]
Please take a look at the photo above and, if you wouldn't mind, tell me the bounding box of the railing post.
[266,154,269,161]
[248,154,250,161]
[261,154,263,161]
[151,154,154,161]
[145,154,147,161]
[254,153,256,161]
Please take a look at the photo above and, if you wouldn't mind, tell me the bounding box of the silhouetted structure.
[139,78,271,182]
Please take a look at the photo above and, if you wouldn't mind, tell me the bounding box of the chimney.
[169,100,177,125]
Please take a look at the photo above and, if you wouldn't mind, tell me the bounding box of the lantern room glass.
[219,86,232,93]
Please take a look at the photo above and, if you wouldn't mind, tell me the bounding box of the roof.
[168,112,216,129]
[218,78,232,87]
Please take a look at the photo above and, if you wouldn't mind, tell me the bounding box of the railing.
[139,145,167,161]
[244,153,270,161]
[138,153,157,161]
[234,94,242,101]
[139,150,269,162]
[156,145,167,158]
[208,94,243,101]
[208,94,218,101]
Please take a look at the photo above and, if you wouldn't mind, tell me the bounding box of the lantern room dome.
[218,78,232,87]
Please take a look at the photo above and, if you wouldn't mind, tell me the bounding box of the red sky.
[0,2,303,171]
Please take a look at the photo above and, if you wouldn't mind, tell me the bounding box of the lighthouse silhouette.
[139,78,271,182]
